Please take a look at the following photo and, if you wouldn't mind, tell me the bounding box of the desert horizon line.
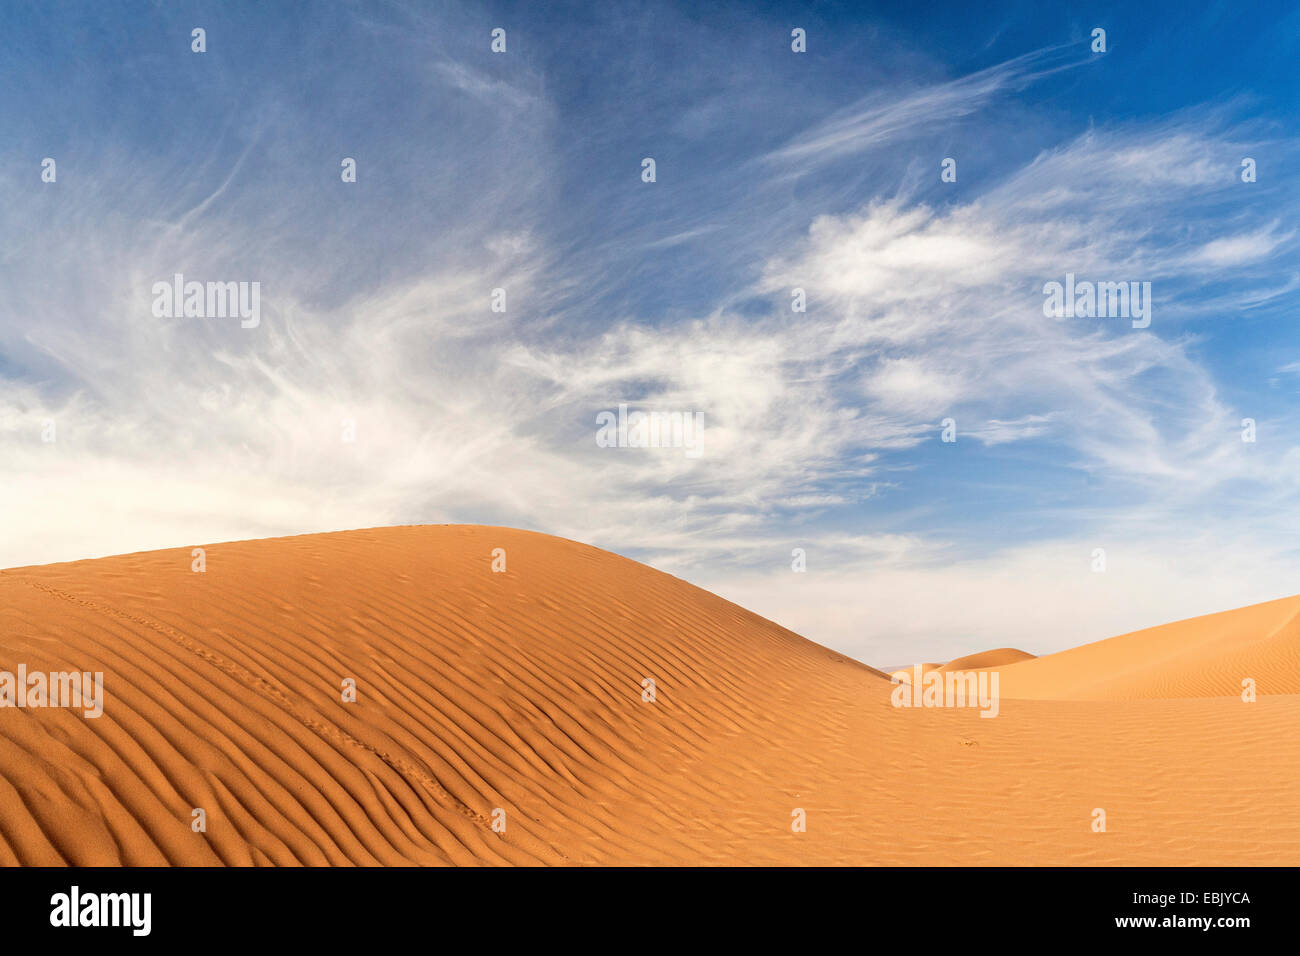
[4,520,1295,673]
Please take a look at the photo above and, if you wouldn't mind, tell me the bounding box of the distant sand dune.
[992,596,1300,700]
[0,525,1297,865]
[888,662,942,684]
[937,648,1036,671]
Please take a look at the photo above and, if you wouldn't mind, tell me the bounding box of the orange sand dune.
[888,662,942,684]
[937,647,1036,671]
[1,525,1297,865]
[992,595,1300,700]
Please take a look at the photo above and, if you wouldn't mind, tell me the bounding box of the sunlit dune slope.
[1,525,1297,865]
[991,595,1300,700]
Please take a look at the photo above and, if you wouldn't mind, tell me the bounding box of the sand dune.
[991,596,1300,700]
[887,662,942,684]
[937,648,1036,671]
[1,525,1297,865]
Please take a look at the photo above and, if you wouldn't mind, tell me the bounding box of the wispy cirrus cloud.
[763,44,1090,174]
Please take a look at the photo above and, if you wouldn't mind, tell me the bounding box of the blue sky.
[2,1,1298,664]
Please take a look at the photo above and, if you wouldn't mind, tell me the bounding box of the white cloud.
[1190,223,1293,267]
[764,44,1090,174]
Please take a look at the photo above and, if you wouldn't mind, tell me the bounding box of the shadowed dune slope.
[992,595,1300,700]
[1,525,1298,865]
